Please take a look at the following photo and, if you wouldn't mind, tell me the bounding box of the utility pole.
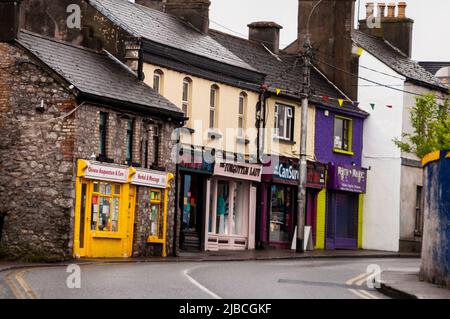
[297,0,323,253]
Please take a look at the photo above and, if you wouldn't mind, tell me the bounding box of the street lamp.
[296,0,324,253]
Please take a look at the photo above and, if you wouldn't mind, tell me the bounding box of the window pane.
[210,88,216,107]
[216,181,229,234]
[153,74,160,93]
[232,182,244,235]
[239,96,244,115]
[182,81,189,102]
[210,110,215,128]
[270,185,292,243]
[334,118,344,149]
[278,106,286,138]
[286,117,292,140]
[182,103,188,115]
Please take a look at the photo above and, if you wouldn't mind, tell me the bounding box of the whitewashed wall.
[358,50,406,252]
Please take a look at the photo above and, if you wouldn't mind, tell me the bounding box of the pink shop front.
[204,160,262,251]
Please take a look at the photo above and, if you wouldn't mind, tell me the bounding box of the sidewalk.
[0,249,419,273]
[378,270,450,299]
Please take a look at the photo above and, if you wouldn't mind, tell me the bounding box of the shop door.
[180,174,204,251]
[306,190,317,246]
[74,180,135,258]
[326,192,359,250]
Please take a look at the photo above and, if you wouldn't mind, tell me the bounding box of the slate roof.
[209,29,368,116]
[88,0,256,72]
[17,30,184,118]
[352,30,449,91]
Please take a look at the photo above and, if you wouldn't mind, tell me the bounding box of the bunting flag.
[352,101,360,108]
[338,99,344,107]
[370,103,375,110]
[357,47,364,56]
[276,88,281,95]
[322,96,330,102]
[386,105,393,108]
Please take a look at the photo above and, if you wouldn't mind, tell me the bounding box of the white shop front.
[204,160,262,251]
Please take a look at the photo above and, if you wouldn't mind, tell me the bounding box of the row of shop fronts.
[72,152,367,258]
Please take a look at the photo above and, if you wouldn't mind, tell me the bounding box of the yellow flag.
[338,99,344,107]
[357,47,363,56]
[276,88,281,95]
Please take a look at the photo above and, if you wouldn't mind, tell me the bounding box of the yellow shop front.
[73,160,136,258]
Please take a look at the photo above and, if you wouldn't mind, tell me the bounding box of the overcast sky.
[209,0,450,62]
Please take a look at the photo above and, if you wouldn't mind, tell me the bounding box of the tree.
[394,94,450,158]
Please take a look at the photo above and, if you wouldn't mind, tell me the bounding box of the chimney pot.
[387,3,396,18]
[398,2,407,18]
[377,3,386,18]
[365,2,375,18]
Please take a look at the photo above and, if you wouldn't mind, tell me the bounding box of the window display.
[149,190,163,239]
[90,182,121,232]
[269,185,293,243]
[216,181,230,234]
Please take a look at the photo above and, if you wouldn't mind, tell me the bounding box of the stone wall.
[0,42,77,261]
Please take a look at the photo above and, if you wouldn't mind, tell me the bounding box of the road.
[0,258,420,299]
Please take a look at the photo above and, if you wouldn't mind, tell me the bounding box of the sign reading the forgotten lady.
[214,160,262,182]
[328,163,367,193]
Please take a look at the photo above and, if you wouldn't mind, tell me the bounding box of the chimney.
[297,0,358,100]
[377,3,386,18]
[164,0,210,34]
[124,40,141,74]
[365,2,374,18]
[248,21,283,54]
[0,0,21,42]
[359,1,414,57]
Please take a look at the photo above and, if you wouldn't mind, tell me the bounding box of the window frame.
[333,115,354,155]
[209,85,219,129]
[238,92,247,138]
[153,69,164,94]
[274,103,294,141]
[182,77,192,118]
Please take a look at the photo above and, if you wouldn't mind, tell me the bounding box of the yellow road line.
[358,289,380,299]
[346,272,371,286]
[15,270,37,299]
[4,272,25,299]
[349,288,371,299]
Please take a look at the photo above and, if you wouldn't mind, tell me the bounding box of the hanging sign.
[80,160,129,183]
[131,169,167,189]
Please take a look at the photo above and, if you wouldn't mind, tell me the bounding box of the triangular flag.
[338,99,344,107]
[276,88,281,95]
[358,47,364,56]
[322,96,330,102]
[370,103,375,110]
[352,101,360,108]
[386,105,393,108]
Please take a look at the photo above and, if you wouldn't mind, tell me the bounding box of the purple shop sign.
[328,163,367,193]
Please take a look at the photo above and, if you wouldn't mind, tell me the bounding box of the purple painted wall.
[314,107,364,167]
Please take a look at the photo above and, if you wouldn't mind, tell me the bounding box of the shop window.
[415,186,424,236]
[232,182,245,235]
[79,183,87,248]
[125,119,134,165]
[90,182,121,232]
[149,190,164,239]
[333,116,353,154]
[210,85,219,129]
[274,104,293,141]
[216,181,230,234]
[182,77,192,118]
[153,69,164,94]
[99,112,108,158]
[238,92,247,138]
[269,185,293,243]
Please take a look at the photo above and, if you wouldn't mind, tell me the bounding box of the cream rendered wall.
[142,63,259,157]
[264,97,315,160]
[358,50,405,252]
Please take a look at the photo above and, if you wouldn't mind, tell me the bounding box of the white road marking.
[182,268,222,299]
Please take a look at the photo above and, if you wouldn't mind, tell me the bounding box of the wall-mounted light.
[90,153,96,161]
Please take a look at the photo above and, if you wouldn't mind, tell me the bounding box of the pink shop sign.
[84,162,128,183]
[214,161,262,182]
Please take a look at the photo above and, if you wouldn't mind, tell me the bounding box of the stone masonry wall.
[0,43,77,261]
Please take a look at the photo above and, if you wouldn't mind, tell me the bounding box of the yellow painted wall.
[143,63,315,159]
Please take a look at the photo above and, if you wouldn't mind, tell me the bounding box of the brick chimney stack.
[164,0,210,34]
[359,1,414,58]
[0,0,22,42]
[248,21,283,54]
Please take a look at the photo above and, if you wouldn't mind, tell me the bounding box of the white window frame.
[274,104,293,140]
[238,93,246,138]
[153,70,163,94]
[182,78,191,117]
[210,85,218,129]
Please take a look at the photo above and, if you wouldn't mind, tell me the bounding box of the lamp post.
[297,0,324,252]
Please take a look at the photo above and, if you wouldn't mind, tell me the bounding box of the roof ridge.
[18,29,105,56]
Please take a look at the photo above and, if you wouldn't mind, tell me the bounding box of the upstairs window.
[99,112,108,157]
[210,85,219,129]
[182,78,192,118]
[153,69,164,94]
[274,104,293,140]
[125,119,134,165]
[238,92,247,137]
[333,116,353,154]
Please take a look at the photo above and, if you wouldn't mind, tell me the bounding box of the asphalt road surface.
[0,258,420,299]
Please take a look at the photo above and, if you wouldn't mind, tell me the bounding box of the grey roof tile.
[88,0,256,71]
[17,30,184,117]
[352,30,449,91]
